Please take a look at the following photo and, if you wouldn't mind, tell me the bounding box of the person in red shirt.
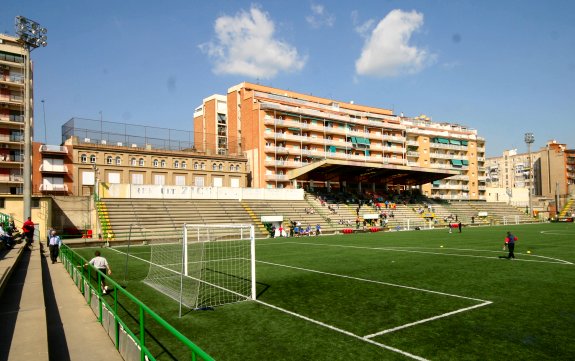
[499,231,518,259]
[22,216,35,247]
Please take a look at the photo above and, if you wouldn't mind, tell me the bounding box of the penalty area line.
[364,301,492,339]
[254,299,429,361]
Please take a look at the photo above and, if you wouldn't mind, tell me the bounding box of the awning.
[435,138,449,144]
[354,137,371,145]
[432,180,441,186]
[328,146,336,152]
[461,140,468,146]
[461,159,469,166]
[451,159,463,166]
[449,139,462,145]
[287,127,300,131]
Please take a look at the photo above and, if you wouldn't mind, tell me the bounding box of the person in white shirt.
[48,230,62,264]
[87,251,112,294]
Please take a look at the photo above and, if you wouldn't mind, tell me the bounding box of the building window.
[229,164,234,171]
[0,198,4,208]
[115,156,121,165]
[182,161,187,169]
[236,165,240,171]
[108,173,121,184]
[153,174,165,185]
[174,160,180,169]
[32,198,40,208]
[212,163,217,171]
[194,162,199,170]
[106,156,113,165]
[90,155,96,164]
[194,177,204,187]
[175,175,186,186]
[160,160,166,168]
[201,163,206,170]
[218,163,223,171]
[213,177,223,187]
[81,154,87,163]
[130,158,137,166]
[153,159,159,168]
[139,158,145,166]
[131,173,144,185]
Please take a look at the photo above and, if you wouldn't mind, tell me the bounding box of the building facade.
[195,82,486,200]
[0,33,28,196]
[33,118,249,197]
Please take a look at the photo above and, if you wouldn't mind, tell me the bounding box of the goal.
[143,224,256,315]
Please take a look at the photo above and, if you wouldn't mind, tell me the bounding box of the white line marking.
[254,299,430,361]
[364,301,492,339]
[258,259,489,302]
[259,241,573,265]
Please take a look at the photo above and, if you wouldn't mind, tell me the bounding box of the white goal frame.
[181,223,256,314]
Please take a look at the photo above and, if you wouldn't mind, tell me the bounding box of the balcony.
[406,151,419,157]
[39,164,69,173]
[265,174,290,181]
[39,184,69,192]
[42,145,70,153]
[0,174,23,183]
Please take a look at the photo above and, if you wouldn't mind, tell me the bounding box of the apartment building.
[194,82,486,200]
[538,140,574,204]
[485,149,539,190]
[0,34,27,196]
[33,118,249,197]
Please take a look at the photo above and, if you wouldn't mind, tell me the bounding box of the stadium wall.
[99,183,304,200]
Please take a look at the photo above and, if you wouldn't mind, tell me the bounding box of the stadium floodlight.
[15,15,48,219]
[524,133,535,217]
[143,224,256,317]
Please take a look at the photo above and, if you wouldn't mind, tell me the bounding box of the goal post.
[143,223,256,316]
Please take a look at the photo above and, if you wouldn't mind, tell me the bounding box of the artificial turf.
[72,222,575,360]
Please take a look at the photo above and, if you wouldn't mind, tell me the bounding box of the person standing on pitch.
[499,231,518,259]
[48,230,62,264]
[86,251,112,293]
[458,221,462,233]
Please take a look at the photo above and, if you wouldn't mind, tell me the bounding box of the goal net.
[143,224,256,314]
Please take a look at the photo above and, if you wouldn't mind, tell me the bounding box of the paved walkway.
[0,243,123,361]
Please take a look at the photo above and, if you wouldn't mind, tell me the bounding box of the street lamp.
[524,133,535,217]
[15,16,48,219]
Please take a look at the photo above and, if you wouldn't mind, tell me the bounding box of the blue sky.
[2,0,574,157]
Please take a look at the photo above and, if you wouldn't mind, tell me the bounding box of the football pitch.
[73,223,575,360]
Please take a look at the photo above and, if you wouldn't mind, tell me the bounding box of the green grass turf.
[73,223,575,360]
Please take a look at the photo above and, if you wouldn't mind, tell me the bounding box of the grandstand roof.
[287,159,459,186]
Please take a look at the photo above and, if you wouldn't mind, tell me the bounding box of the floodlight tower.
[15,16,48,219]
[524,133,535,217]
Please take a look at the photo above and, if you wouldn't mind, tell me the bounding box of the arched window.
[90,155,96,164]
[201,163,206,170]
[139,158,145,166]
[182,161,187,169]
[115,156,122,165]
[194,162,199,170]
[160,160,166,168]
[218,163,223,171]
[130,158,137,166]
[81,154,87,163]
[174,160,180,169]
[235,165,240,172]
[106,156,113,165]
[229,164,234,171]
[153,159,159,168]
[212,163,217,171]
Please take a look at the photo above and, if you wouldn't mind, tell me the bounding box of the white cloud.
[355,9,436,77]
[199,6,306,79]
[306,4,335,28]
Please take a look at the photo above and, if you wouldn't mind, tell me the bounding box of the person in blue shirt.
[48,230,62,264]
[499,231,518,259]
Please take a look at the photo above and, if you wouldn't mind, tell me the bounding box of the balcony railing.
[265,174,290,181]
[39,184,69,192]
[39,164,69,173]
[39,145,69,154]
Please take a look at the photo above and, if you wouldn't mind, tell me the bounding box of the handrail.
[59,244,214,361]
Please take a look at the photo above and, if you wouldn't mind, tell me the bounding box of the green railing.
[59,244,214,361]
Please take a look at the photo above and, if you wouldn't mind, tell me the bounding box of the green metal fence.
[59,244,214,361]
